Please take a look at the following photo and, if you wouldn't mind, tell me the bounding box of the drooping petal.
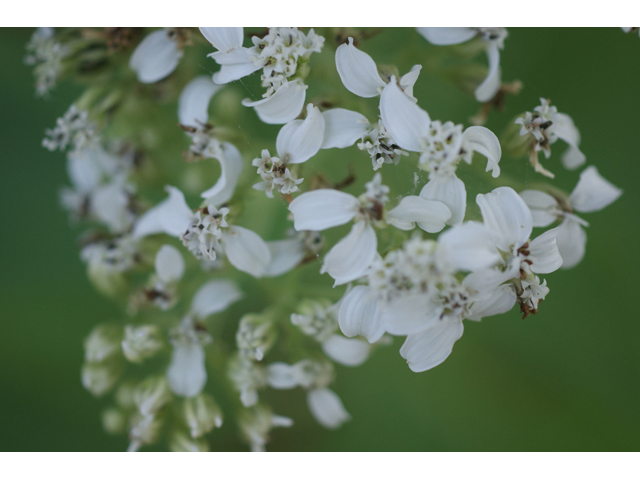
[178,75,223,127]
[438,221,501,271]
[200,142,244,205]
[561,145,586,170]
[198,27,244,52]
[398,65,422,99]
[276,104,325,164]
[519,190,559,228]
[386,195,451,233]
[465,283,516,321]
[320,221,377,286]
[476,186,533,251]
[551,112,586,170]
[462,126,502,178]
[133,186,192,239]
[321,335,370,367]
[190,279,243,319]
[528,227,563,274]
[475,42,502,102]
[266,362,299,390]
[380,80,431,152]
[320,108,370,149]
[242,79,307,125]
[129,29,183,84]
[569,166,623,213]
[335,37,386,98]
[337,286,385,343]
[221,226,271,277]
[167,343,207,398]
[306,388,351,429]
[264,239,305,277]
[399,320,464,372]
[416,27,477,46]
[155,245,185,283]
[419,174,467,225]
[556,218,587,269]
[289,189,358,231]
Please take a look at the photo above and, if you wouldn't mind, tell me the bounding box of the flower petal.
[416,27,477,46]
[476,186,533,251]
[475,42,502,102]
[289,189,358,231]
[399,320,464,372]
[398,65,422,100]
[212,53,261,85]
[321,222,377,286]
[167,343,207,398]
[221,226,272,277]
[129,29,182,84]
[321,335,370,367]
[419,173,467,225]
[307,388,351,429]
[529,227,563,274]
[320,108,370,149]
[569,166,622,213]
[242,79,307,125]
[190,279,243,319]
[380,294,440,335]
[337,286,385,343]
[462,126,501,178]
[133,186,192,239]
[200,141,244,205]
[276,104,325,163]
[199,27,244,52]
[155,245,185,283]
[556,218,587,269]
[264,239,305,277]
[465,283,516,321]
[386,195,451,233]
[266,362,299,390]
[380,80,431,152]
[178,75,223,127]
[519,190,559,228]
[438,221,502,271]
[335,37,386,98]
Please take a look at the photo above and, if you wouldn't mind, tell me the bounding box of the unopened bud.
[168,430,209,452]
[134,376,171,416]
[236,314,277,361]
[128,413,162,452]
[81,360,123,397]
[183,393,223,438]
[84,324,122,363]
[102,407,128,435]
[122,324,164,363]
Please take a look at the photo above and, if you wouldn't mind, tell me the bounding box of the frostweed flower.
[24,27,69,96]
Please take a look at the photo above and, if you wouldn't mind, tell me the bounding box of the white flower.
[417,27,507,102]
[520,166,622,268]
[25,27,68,96]
[43,105,99,152]
[121,325,164,363]
[129,29,183,84]
[306,388,351,429]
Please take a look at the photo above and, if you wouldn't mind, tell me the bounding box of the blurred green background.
[1,27,639,451]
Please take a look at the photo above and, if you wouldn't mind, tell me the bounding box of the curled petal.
[264,239,305,277]
[289,189,358,231]
[519,190,559,228]
[155,245,185,283]
[178,75,223,127]
[191,279,242,319]
[133,186,192,239]
[476,186,533,251]
[199,27,244,52]
[221,226,272,277]
[167,343,207,398]
[416,27,477,46]
[321,108,370,149]
[338,286,385,343]
[276,104,325,163]
[380,80,431,152]
[307,388,351,430]
[420,174,467,225]
[386,195,451,233]
[570,166,622,213]
[129,29,183,84]
[321,221,377,286]
[399,320,464,372]
[321,335,370,367]
[475,42,502,102]
[398,65,422,99]
[200,141,244,205]
[242,80,307,124]
[438,221,501,271]
[462,126,502,178]
[529,227,563,274]
[335,37,386,98]
[556,218,587,269]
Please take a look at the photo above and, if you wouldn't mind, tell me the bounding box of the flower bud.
[168,430,209,452]
[133,376,171,416]
[183,393,223,438]
[122,324,164,363]
[81,360,123,397]
[84,324,122,363]
[236,313,277,361]
[101,407,128,435]
[128,413,162,452]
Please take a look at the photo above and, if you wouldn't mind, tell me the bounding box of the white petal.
[221,226,272,277]
[212,56,261,85]
[462,126,501,178]
[242,79,307,125]
[307,388,351,429]
[91,182,130,233]
[380,80,431,152]
[200,141,244,205]
[386,195,451,233]
[416,27,477,46]
[190,279,243,319]
[380,294,440,335]
[398,65,422,99]
[561,145,586,170]
[476,186,532,251]
[337,286,385,343]
[178,75,223,127]
[438,221,502,271]
[569,166,622,213]
[66,149,102,192]
[400,320,464,372]
[550,113,585,170]
[155,245,185,283]
[276,104,325,164]
[556,218,587,269]
[475,42,502,102]
[321,222,377,286]
[519,190,559,228]
[167,343,207,398]
[335,37,386,98]
[289,189,358,231]
[133,186,192,239]
[420,174,467,225]
[266,363,299,390]
[464,267,517,299]
[321,335,370,367]
[320,108,370,149]
[528,227,563,274]
[199,27,244,52]
[264,239,305,277]
[466,283,516,321]
[129,29,182,84]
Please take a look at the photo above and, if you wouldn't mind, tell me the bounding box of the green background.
[1,27,638,451]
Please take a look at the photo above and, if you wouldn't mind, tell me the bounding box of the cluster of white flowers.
[24,27,69,96]
[35,27,623,452]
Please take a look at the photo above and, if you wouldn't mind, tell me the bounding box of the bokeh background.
[1,27,639,451]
